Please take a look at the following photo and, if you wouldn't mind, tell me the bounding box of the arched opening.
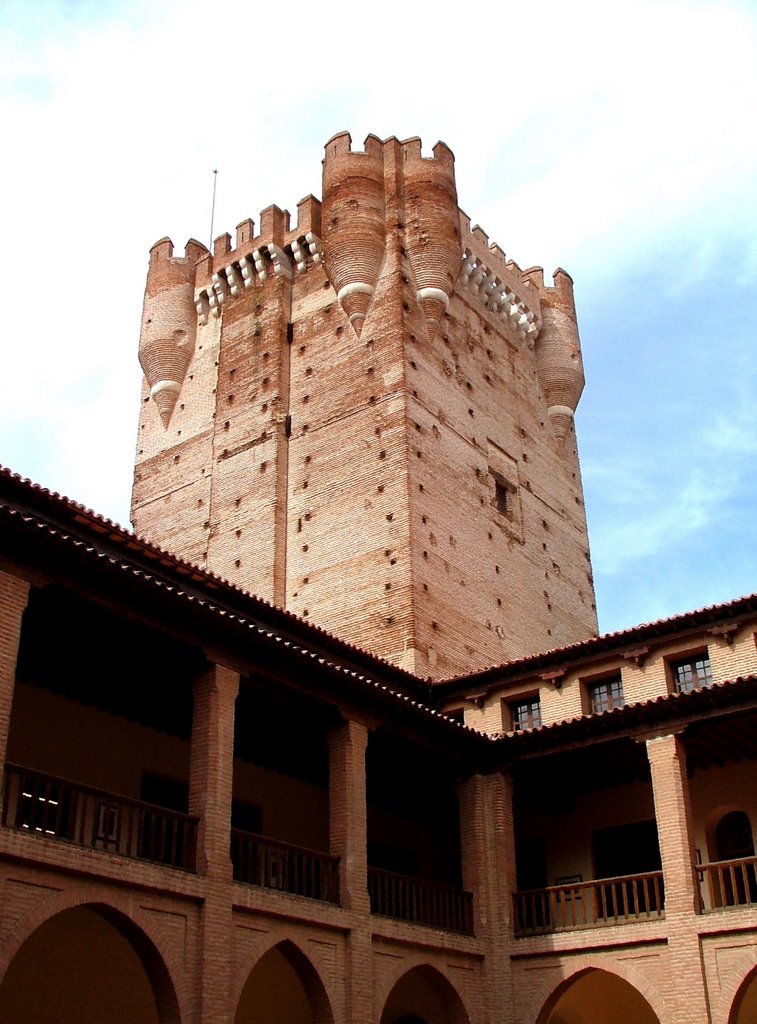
[714,810,757,905]
[380,965,469,1024]
[537,967,660,1024]
[234,941,333,1024]
[730,967,757,1024]
[716,811,755,861]
[0,905,179,1024]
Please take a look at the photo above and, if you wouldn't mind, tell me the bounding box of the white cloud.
[0,0,755,631]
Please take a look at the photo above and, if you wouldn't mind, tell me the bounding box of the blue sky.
[1,0,755,636]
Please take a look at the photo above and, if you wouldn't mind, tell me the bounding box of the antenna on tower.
[209,169,218,250]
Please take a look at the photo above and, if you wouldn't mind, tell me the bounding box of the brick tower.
[132,132,597,678]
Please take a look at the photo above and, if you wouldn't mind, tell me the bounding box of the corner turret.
[321,133,386,334]
[534,268,585,443]
[402,140,460,340]
[138,237,208,427]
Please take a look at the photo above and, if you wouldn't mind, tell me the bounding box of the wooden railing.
[231,829,340,904]
[513,871,665,936]
[368,866,474,935]
[698,857,757,911]
[2,764,197,871]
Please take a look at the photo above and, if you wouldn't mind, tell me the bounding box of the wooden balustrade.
[2,764,197,871]
[368,866,474,935]
[513,871,665,936]
[231,829,340,904]
[698,856,757,910]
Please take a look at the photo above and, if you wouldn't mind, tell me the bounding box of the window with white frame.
[670,652,713,693]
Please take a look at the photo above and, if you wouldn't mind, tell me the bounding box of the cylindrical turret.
[535,269,585,444]
[138,238,206,427]
[321,132,386,334]
[402,139,460,340]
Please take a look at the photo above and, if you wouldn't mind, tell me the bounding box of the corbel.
[540,667,567,690]
[708,623,740,645]
[622,645,650,667]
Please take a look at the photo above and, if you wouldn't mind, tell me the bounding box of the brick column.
[646,732,711,1023]
[0,572,30,792]
[189,663,239,878]
[329,718,369,911]
[458,771,517,1024]
[329,718,372,1023]
[189,662,239,1024]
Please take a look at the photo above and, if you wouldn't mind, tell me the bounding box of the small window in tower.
[669,652,713,693]
[491,471,516,520]
[487,441,524,543]
[508,695,542,732]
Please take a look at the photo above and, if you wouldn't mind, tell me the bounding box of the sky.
[0,0,755,637]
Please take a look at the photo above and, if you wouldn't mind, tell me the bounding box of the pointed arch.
[379,962,470,1024]
[712,954,757,1019]
[233,937,334,1024]
[534,965,662,1024]
[0,894,183,1024]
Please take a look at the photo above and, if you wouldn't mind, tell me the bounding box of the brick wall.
[131,134,598,678]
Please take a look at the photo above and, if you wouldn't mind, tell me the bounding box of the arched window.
[716,811,755,862]
[714,811,756,907]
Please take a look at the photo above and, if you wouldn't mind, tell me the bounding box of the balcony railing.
[513,871,665,936]
[231,829,339,904]
[2,764,197,871]
[368,866,474,935]
[698,857,757,911]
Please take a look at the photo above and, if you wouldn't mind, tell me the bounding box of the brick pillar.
[458,771,517,1024]
[189,663,239,878]
[646,732,711,1023]
[189,662,239,1024]
[0,572,30,792]
[328,719,372,1024]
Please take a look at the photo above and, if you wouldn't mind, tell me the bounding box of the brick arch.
[531,960,665,1024]
[376,959,471,1024]
[703,803,750,862]
[231,931,335,1024]
[709,951,757,1024]
[0,885,185,1024]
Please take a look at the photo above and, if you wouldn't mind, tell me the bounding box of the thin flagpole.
[209,169,218,250]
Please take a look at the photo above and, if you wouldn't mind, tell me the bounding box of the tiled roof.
[2,465,755,767]
[0,466,425,689]
[434,593,757,697]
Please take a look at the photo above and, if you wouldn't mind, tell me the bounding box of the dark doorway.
[593,820,661,878]
[592,820,662,916]
[716,811,755,861]
[714,811,756,905]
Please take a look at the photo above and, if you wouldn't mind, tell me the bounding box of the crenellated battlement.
[185,135,551,342]
[324,131,455,170]
[148,236,209,272]
[194,231,324,324]
[195,196,323,286]
[323,130,384,160]
[140,133,583,424]
[191,196,325,322]
[458,212,540,343]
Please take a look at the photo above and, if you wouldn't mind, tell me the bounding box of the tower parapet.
[402,139,461,340]
[322,132,386,334]
[532,268,585,443]
[192,198,324,324]
[138,237,208,427]
[458,214,540,343]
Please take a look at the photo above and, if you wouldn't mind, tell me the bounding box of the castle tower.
[132,134,598,678]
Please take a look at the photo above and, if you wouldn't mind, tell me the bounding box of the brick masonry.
[131,133,598,680]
